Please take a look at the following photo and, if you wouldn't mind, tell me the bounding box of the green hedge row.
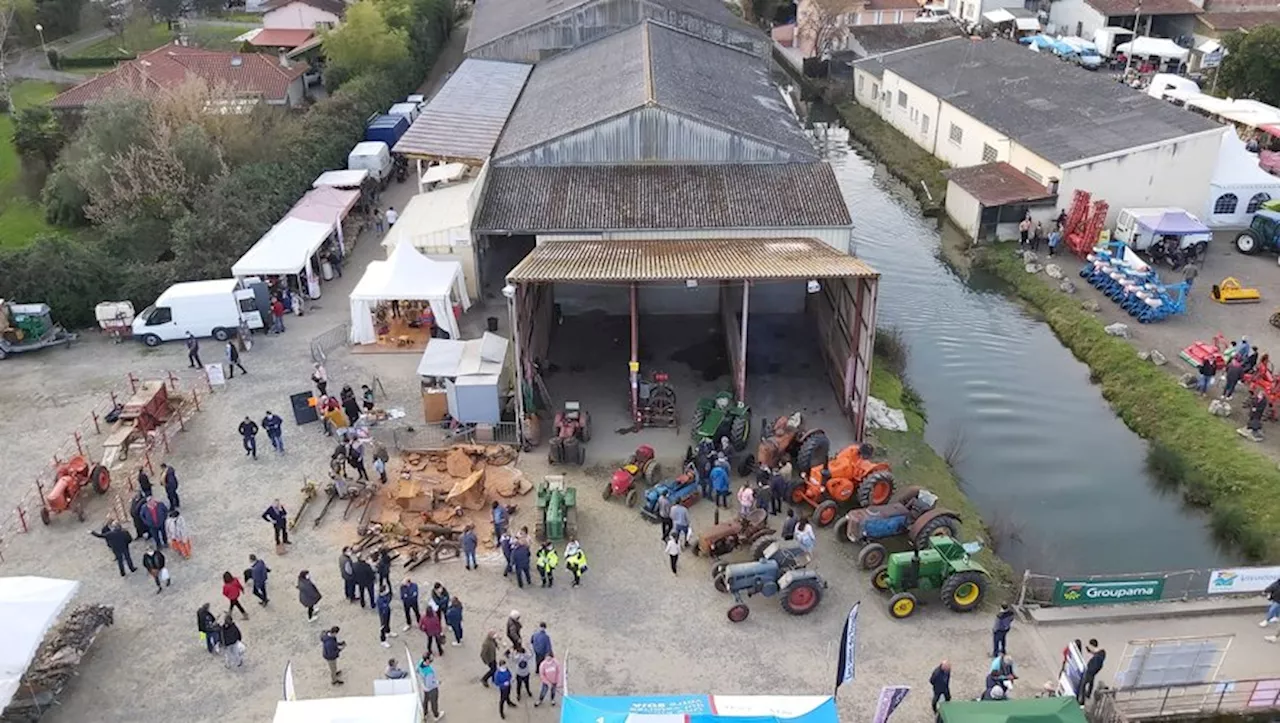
[57,54,135,68]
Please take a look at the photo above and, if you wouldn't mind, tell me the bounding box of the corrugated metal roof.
[393,59,533,161]
[944,162,1056,206]
[506,238,878,281]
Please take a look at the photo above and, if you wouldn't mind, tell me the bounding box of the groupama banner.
[1052,578,1165,606]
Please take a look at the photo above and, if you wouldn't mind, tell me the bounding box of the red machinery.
[604,445,661,506]
[1065,190,1109,257]
[39,456,110,525]
[792,443,895,527]
[1244,355,1280,421]
[548,401,589,465]
[102,381,172,462]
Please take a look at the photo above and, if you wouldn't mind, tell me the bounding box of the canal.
[812,122,1230,576]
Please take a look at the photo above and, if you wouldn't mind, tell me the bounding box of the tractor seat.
[744,508,767,526]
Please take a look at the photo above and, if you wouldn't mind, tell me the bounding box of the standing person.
[987,654,1018,694]
[160,463,180,510]
[711,463,730,508]
[221,614,244,669]
[755,467,772,514]
[373,455,387,485]
[377,584,397,648]
[1018,216,1031,247]
[312,363,329,396]
[339,547,357,602]
[492,500,508,537]
[142,497,169,548]
[90,522,136,577]
[262,410,284,455]
[531,623,552,672]
[418,652,444,720]
[669,503,690,547]
[992,603,1015,657]
[142,546,168,594]
[445,596,464,646]
[297,570,322,622]
[536,651,562,707]
[511,538,532,589]
[480,630,499,687]
[564,539,587,587]
[1196,357,1217,396]
[461,524,478,570]
[499,531,514,577]
[665,535,681,575]
[511,644,534,701]
[321,626,345,686]
[186,333,202,368]
[347,442,369,482]
[795,518,816,554]
[1047,226,1062,257]
[737,484,755,517]
[248,554,270,606]
[656,490,673,541]
[225,340,247,377]
[506,610,523,648]
[270,297,286,334]
[197,603,220,654]
[238,417,259,459]
[768,468,787,516]
[129,490,149,543]
[930,660,951,713]
[1261,578,1280,627]
[353,556,376,609]
[223,571,249,620]
[1243,389,1270,442]
[400,577,421,631]
[1078,641,1106,703]
[781,509,798,540]
[1222,356,1246,400]
[261,500,291,546]
[419,605,445,656]
[1032,221,1045,251]
[536,542,559,588]
[362,384,375,411]
[375,548,393,591]
[430,581,451,613]
[138,469,153,498]
[374,208,385,235]
[386,206,399,227]
[495,659,516,719]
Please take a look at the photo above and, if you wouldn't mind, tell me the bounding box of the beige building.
[794,0,925,58]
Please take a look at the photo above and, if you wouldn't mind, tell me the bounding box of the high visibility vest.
[537,550,559,571]
[566,551,586,570]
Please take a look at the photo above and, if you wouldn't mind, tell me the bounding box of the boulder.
[1150,350,1168,366]
[1021,251,1039,264]
[1081,299,1101,312]
[1208,399,1232,417]
[445,447,474,478]
[1025,263,1043,274]
[1044,264,1064,279]
[865,396,908,432]
[1058,280,1077,294]
[1104,323,1130,338]
[1179,373,1198,389]
[1137,350,1151,362]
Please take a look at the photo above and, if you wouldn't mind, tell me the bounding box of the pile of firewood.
[1,605,114,722]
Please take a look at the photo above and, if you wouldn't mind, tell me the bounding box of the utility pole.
[1124,0,1142,75]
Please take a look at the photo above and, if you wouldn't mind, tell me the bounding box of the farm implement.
[1079,241,1189,323]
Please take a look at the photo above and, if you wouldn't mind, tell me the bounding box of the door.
[235,289,265,330]
[142,306,180,340]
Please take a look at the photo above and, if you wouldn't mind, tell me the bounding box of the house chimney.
[278,50,291,68]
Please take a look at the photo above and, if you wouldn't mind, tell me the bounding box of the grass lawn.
[70,22,251,59]
[0,81,64,250]
[838,101,950,213]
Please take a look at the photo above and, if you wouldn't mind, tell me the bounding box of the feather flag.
[834,602,860,697]
[872,686,911,723]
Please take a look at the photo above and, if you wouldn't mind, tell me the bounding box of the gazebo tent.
[272,693,419,723]
[560,695,839,723]
[231,217,334,277]
[349,241,471,344]
[380,176,482,252]
[938,697,1089,723]
[0,577,79,710]
[1206,130,1280,229]
[287,187,360,226]
[1117,37,1189,62]
[313,169,370,189]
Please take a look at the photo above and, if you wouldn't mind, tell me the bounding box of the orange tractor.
[791,443,895,527]
[738,412,828,479]
[38,455,110,525]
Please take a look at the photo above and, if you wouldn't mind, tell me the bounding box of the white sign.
[1207,566,1280,594]
[205,363,226,386]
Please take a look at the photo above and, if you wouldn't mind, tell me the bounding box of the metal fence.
[1091,678,1280,723]
[387,421,520,452]
[1018,569,1224,607]
[310,323,350,363]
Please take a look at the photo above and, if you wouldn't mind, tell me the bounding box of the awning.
[232,217,334,277]
[1117,37,1189,61]
[313,169,370,189]
[286,186,360,226]
[1136,210,1211,235]
[983,8,1016,22]
[417,332,508,377]
[506,238,878,283]
[421,162,468,185]
[273,693,419,723]
[393,58,533,163]
[0,577,79,710]
[383,176,482,251]
[1015,17,1041,30]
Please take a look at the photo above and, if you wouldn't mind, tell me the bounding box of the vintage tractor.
[692,508,776,558]
[38,456,110,525]
[870,535,990,619]
[711,539,826,622]
[603,445,662,506]
[639,465,702,522]
[690,392,752,452]
[637,372,678,429]
[1234,209,1280,256]
[535,475,578,541]
[792,443,895,527]
[548,401,589,466]
[835,487,962,569]
[738,412,829,478]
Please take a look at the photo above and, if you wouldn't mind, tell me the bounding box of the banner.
[1208,567,1280,595]
[834,602,859,696]
[1053,578,1164,606]
[871,686,910,723]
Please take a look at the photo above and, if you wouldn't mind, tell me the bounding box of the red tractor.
[39,455,110,525]
[548,401,590,466]
[604,445,662,506]
[792,443,895,527]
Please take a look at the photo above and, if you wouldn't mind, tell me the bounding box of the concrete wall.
[554,280,807,316]
[263,2,339,29]
[285,76,306,107]
[1047,0,1106,37]
[944,181,983,238]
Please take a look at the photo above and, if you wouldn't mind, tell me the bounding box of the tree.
[146,0,186,23]
[1218,27,1280,107]
[0,0,37,112]
[12,105,65,168]
[322,2,409,80]
[796,1,845,58]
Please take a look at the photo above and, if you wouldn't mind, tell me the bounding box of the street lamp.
[34,24,48,64]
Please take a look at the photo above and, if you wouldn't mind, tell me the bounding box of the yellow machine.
[1211,277,1261,304]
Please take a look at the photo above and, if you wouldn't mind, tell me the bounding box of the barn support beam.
[629,282,639,427]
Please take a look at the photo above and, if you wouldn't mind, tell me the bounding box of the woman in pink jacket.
[536,652,563,707]
[419,604,445,657]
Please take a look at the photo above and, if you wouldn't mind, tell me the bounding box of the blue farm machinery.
[1079,241,1189,323]
[711,540,826,622]
[536,475,578,541]
[834,486,961,569]
[639,465,702,522]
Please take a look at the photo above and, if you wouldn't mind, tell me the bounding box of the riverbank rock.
[865,396,908,432]
[1081,299,1101,312]
[1021,251,1038,264]
[1025,263,1043,274]
[1104,322,1130,338]
[1058,280,1077,294]
[1150,350,1168,366]
[1179,373,1198,389]
[1137,350,1151,361]
[1209,399,1232,417]
[1044,264,1064,280]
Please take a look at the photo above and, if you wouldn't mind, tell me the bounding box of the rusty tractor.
[39,456,110,525]
[834,486,962,569]
[738,412,828,479]
[603,444,662,506]
[791,443,895,527]
[692,508,776,559]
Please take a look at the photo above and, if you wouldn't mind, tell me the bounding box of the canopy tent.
[982,8,1015,22]
[313,170,370,189]
[349,241,471,344]
[381,176,482,252]
[1117,37,1189,62]
[938,697,1089,723]
[287,186,360,228]
[417,332,510,423]
[1146,73,1199,102]
[232,217,334,277]
[560,695,838,723]
[0,577,79,710]
[1015,17,1040,30]
[272,693,419,723]
[1137,210,1211,236]
[421,162,468,186]
[1207,130,1280,228]
[1020,35,1056,51]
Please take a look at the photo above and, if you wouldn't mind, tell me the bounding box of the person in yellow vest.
[536,542,559,588]
[564,539,586,588]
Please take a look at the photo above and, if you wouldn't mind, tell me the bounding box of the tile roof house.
[49,44,310,111]
[262,0,346,29]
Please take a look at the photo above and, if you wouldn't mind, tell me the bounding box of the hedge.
[58,55,136,68]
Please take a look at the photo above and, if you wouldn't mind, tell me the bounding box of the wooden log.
[418,523,462,538]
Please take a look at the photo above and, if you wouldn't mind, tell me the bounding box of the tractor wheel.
[738,454,756,478]
[889,592,918,619]
[871,565,891,592]
[795,432,830,475]
[644,461,662,486]
[433,540,462,562]
[942,571,988,613]
[833,517,850,542]
[727,603,750,622]
[712,562,728,580]
[750,536,776,560]
[40,507,50,526]
[691,406,707,434]
[602,484,613,501]
[692,539,702,557]
[625,488,639,507]
[730,414,750,449]
[781,580,824,615]
[892,485,922,505]
[90,465,110,495]
[535,522,546,541]
[1271,311,1280,330]
[1235,231,1261,255]
[856,470,895,507]
[580,424,592,443]
[714,574,730,594]
[789,481,808,505]
[913,514,961,550]
[858,543,887,570]
[812,500,839,527]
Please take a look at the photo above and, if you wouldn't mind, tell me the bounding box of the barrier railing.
[388,421,520,451]
[1091,679,1280,723]
[1018,569,1225,607]
[310,323,350,363]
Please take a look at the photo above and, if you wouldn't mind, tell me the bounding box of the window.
[145,307,173,326]
[910,107,918,121]
[948,123,963,144]
[1024,167,1043,183]
[857,74,864,92]
[922,114,930,135]
[982,143,997,163]
[1247,192,1271,213]
[898,90,908,108]
[871,82,879,100]
[1214,193,1239,214]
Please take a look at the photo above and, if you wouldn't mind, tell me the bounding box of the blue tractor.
[834,486,961,570]
[639,466,703,522]
[711,540,826,622]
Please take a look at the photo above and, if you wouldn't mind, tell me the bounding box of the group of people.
[93,465,191,593]
[493,511,588,589]
[1191,336,1273,442]
[480,616,564,719]
[1018,211,1069,257]
[236,411,286,459]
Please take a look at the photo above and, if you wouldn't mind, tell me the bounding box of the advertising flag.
[834,602,860,696]
[871,686,911,723]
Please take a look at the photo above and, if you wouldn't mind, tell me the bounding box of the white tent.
[272,693,419,723]
[0,577,79,710]
[982,8,1016,22]
[1206,130,1280,229]
[381,176,482,252]
[1117,37,1188,62]
[1146,73,1200,102]
[349,242,471,344]
[232,217,334,277]
[313,170,370,189]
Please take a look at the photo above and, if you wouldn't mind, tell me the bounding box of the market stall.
[560,695,839,723]
[1207,130,1280,229]
[312,169,370,189]
[349,241,471,349]
[1117,37,1188,71]
[416,331,510,424]
[231,216,335,300]
[286,186,362,277]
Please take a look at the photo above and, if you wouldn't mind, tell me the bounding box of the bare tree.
[798,1,848,58]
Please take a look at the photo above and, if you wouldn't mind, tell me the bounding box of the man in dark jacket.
[531,622,553,671]
[321,626,346,685]
[511,539,532,589]
[1262,578,1280,627]
[186,333,201,368]
[1078,640,1106,703]
[141,498,169,548]
[375,549,392,590]
[226,340,247,377]
[992,603,1015,657]
[90,522,136,576]
[339,548,357,602]
[352,556,376,609]
[768,469,788,515]
[506,610,523,648]
[262,410,285,455]
[400,578,421,630]
[377,585,395,647]
[160,463,180,510]
[142,546,167,593]
[262,499,290,546]
[238,417,259,459]
[249,553,270,606]
[137,469,153,498]
[929,660,951,713]
[197,603,220,653]
[129,491,149,543]
[781,509,798,540]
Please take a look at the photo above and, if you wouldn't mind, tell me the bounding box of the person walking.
[536,542,559,588]
[262,499,291,546]
[499,531,513,577]
[373,455,387,485]
[1243,389,1270,442]
[512,644,534,701]
[137,469,154,500]
[225,341,247,378]
[312,363,329,396]
[377,584,397,648]
[418,652,444,720]
[339,547,357,602]
[768,468,787,516]
[565,539,587,587]
[656,491,673,541]
[665,535,681,574]
[376,548,393,591]
[511,538,532,589]
[249,554,270,606]
[781,508,798,540]
[90,522,136,576]
[321,626,346,686]
[1261,578,1280,627]
[197,603,220,654]
[1196,357,1217,396]
[400,577,421,631]
[160,463,180,510]
[669,501,690,546]
[462,524,478,570]
[445,596,464,646]
[1222,356,1246,400]
[930,660,951,713]
[353,556,376,609]
[737,484,755,517]
[270,297,286,334]
[795,518,816,554]
[495,659,516,719]
[992,603,1015,656]
[386,206,399,227]
[186,333,202,368]
[262,410,284,455]
[492,500,509,537]
[531,622,552,671]
[223,571,249,619]
[221,614,244,669]
[347,442,370,482]
[374,208,385,234]
[711,463,730,508]
[142,546,168,593]
[536,651,562,707]
[298,570,322,622]
[165,509,189,560]
[506,610,523,648]
[1078,640,1106,703]
[141,497,169,548]
[420,605,445,656]
[238,417,259,459]
[129,490,149,543]
[480,630,500,687]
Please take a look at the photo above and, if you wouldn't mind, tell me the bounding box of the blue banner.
[834,602,860,696]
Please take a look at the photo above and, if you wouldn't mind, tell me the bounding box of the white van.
[388,101,420,123]
[1114,207,1212,252]
[348,141,393,186]
[132,279,263,347]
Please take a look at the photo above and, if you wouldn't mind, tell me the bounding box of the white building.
[262,0,345,30]
[1048,0,1201,42]
[851,36,1224,227]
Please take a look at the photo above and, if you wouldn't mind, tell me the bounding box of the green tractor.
[870,535,989,619]
[690,391,752,451]
[535,475,578,541]
[1234,209,1280,256]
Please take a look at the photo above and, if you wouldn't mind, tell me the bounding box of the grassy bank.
[837,101,949,213]
[975,244,1280,562]
[868,351,1017,591]
[0,81,64,250]
[69,23,248,60]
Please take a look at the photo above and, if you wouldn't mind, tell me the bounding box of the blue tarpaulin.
[561,696,839,723]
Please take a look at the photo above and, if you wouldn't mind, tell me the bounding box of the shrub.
[46,49,61,70]
[873,325,909,375]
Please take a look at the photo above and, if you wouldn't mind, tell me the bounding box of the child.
[166,508,192,559]
[511,644,534,701]
[495,660,515,719]
[361,384,375,412]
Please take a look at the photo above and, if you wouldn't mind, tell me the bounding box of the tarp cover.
[349,241,470,344]
[560,695,838,723]
[272,693,419,723]
[1136,210,1211,235]
[313,169,370,189]
[287,186,360,226]
[0,577,79,710]
[982,8,1015,22]
[232,217,333,277]
[939,697,1089,723]
[1117,37,1189,61]
[417,332,508,377]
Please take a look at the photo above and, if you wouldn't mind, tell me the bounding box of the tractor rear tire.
[738,454,756,478]
[856,470,895,507]
[858,543,887,570]
[913,514,961,550]
[889,592,918,619]
[892,485,922,505]
[833,517,850,542]
[781,580,824,615]
[625,488,639,507]
[730,414,749,450]
[942,570,988,613]
[714,574,730,594]
[644,461,661,486]
[90,464,110,495]
[602,484,613,501]
[871,565,891,592]
[750,536,776,560]
[788,480,808,505]
[795,432,830,475]
[727,603,750,623]
[813,500,839,527]
[712,562,728,580]
[691,407,707,435]
[1235,231,1261,255]
[433,541,461,562]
